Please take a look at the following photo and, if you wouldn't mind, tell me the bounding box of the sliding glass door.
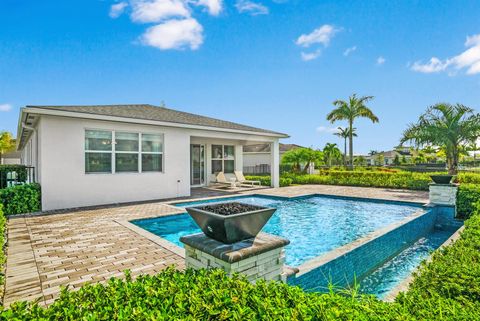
[190,144,205,186]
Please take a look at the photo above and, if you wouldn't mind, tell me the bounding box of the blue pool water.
[132,195,422,266]
[359,229,452,298]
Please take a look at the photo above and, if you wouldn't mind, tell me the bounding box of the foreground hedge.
[0,183,41,215]
[457,184,480,219]
[3,203,480,320]
[0,205,5,290]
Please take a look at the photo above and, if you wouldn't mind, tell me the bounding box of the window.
[85,130,163,174]
[142,133,163,172]
[85,130,112,173]
[211,145,235,174]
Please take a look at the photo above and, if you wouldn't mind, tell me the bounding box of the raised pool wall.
[288,205,462,292]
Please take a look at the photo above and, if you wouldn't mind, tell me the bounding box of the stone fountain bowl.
[186,202,276,244]
[430,175,456,184]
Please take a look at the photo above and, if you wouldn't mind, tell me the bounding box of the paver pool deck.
[3,185,428,306]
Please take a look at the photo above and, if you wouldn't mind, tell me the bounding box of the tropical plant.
[334,127,357,167]
[0,131,16,163]
[354,155,367,166]
[401,103,480,174]
[323,143,342,167]
[393,154,400,165]
[281,148,323,173]
[327,94,379,169]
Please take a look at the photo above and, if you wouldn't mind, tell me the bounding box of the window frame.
[84,129,164,174]
[211,144,235,174]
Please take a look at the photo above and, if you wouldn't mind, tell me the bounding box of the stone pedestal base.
[180,232,293,283]
[429,183,458,206]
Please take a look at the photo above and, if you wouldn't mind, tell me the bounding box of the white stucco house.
[17,104,288,211]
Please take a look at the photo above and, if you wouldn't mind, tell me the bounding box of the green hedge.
[276,171,480,191]
[3,201,480,319]
[245,176,293,187]
[0,165,28,189]
[0,205,5,291]
[0,183,41,215]
[284,171,432,190]
[457,184,480,219]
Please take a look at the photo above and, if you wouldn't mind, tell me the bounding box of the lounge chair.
[215,172,239,188]
[234,171,261,186]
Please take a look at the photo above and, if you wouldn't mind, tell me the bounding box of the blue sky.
[1,0,479,154]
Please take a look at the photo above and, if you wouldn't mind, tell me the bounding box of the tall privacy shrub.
[0,183,41,215]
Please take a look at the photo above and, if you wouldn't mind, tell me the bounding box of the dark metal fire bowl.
[430,175,455,184]
[186,202,276,244]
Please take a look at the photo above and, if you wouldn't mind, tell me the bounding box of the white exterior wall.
[37,116,191,210]
[27,115,280,211]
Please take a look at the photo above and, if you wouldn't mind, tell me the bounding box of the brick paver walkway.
[3,185,428,306]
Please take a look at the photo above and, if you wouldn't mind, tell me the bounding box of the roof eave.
[22,107,289,139]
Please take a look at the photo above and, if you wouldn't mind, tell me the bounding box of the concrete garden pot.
[430,175,455,184]
[185,202,276,244]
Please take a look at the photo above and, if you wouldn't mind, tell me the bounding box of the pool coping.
[115,219,186,258]
[382,224,465,302]
[294,206,430,277]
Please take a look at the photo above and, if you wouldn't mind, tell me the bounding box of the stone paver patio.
[3,185,428,306]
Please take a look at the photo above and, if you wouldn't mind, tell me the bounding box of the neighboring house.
[243,143,303,168]
[366,147,414,166]
[17,104,288,211]
[0,151,21,165]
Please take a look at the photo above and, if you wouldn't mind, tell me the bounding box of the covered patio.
[189,135,281,188]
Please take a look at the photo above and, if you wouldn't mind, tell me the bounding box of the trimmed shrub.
[0,183,41,215]
[284,171,433,190]
[0,205,5,290]
[457,184,480,219]
[245,176,292,187]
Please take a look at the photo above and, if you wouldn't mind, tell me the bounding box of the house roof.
[17,104,289,149]
[26,104,288,136]
[243,143,304,153]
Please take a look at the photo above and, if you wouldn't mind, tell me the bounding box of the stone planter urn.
[430,175,455,185]
[186,202,276,244]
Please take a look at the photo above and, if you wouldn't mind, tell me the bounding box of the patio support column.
[270,140,280,188]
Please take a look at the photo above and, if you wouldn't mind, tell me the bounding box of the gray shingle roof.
[27,104,288,137]
[243,143,304,153]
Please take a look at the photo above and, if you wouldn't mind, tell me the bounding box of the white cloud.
[196,0,223,16]
[343,46,356,56]
[301,49,321,61]
[316,126,339,134]
[109,2,129,18]
[140,18,203,50]
[411,34,480,75]
[376,56,386,65]
[296,24,339,48]
[411,57,446,73]
[0,104,12,112]
[235,0,269,16]
[131,0,191,23]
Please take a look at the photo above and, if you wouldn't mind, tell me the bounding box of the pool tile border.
[294,207,430,277]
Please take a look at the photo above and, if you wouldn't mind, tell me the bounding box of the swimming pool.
[132,194,422,266]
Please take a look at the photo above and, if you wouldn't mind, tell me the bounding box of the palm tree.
[400,103,480,175]
[334,127,357,167]
[327,94,379,170]
[323,143,342,167]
